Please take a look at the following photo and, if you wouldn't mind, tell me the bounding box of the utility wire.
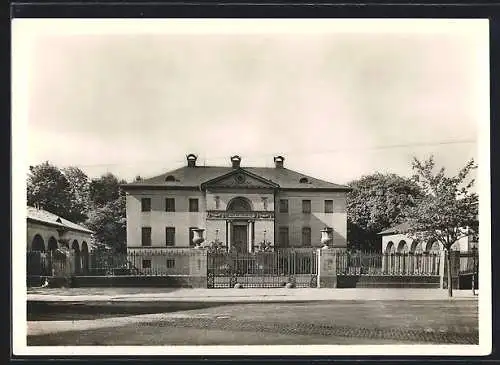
[58,138,476,169]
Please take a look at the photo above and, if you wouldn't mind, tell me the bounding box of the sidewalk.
[27,287,479,303]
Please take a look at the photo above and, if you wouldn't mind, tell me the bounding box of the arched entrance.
[227,197,253,253]
[31,234,45,252]
[48,237,58,252]
[81,241,89,273]
[71,240,81,274]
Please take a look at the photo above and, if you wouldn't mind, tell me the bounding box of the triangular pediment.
[201,168,279,189]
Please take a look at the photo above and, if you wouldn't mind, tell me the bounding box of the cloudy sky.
[13,19,489,185]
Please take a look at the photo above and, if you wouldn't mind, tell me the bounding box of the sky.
[13,19,489,185]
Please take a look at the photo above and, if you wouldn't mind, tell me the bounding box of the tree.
[346,173,423,251]
[61,166,90,223]
[86,173,127,252]
[27,162,74,220]
[89,173,126,207]
[403,156,478,297]
[85,195,127,253]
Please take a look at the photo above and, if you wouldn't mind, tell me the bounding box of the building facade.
[379,222,477,253]
[122,154,351,253]
[27,206,95,275]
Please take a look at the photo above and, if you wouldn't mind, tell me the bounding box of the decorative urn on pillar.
[320,227,333,249]
[192,228,205,249]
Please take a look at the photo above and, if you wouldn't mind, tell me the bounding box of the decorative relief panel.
[207,210,275,220]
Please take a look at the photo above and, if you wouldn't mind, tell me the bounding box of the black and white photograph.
[12,18,491,356]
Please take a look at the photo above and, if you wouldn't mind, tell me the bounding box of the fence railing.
[207,250,317,277]
[26,248,479,280]
[335,252,442,276]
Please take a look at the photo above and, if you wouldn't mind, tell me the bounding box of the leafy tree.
[86,173,127,252]
[27,162,75,221]
[346,173,423,251]
[403,156,478,297]
[89,173,126,207]
[62,166,90,223]
[85,195,127,253]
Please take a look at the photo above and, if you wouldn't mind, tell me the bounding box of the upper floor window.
[141,198,151,212]
[302,200,311,214]
[302,227,312,246]
[215,196,220,210]
[324,200,334,213]
[189,198,199,212]
[279,199,288,213]
[141,227,152,246]
[165,227,175,246]
[165,198,175,212]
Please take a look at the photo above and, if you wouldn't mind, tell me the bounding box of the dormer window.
[299,177,309,184]
[56,217,62,223]
[165,175,176,182]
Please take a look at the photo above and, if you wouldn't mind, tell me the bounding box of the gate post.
[189,250,208,288]
[319,248,339,288]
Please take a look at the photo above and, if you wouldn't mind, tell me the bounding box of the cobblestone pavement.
[27,300,478,345]
[138,317,478,344]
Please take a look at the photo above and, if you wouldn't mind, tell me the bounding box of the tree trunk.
[447,249,453,297]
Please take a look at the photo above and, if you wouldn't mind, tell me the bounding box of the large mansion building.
[122,154,351,253]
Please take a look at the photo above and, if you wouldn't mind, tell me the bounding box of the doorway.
[232,224,248,253]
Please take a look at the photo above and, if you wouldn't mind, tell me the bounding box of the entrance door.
[232,225,248,253]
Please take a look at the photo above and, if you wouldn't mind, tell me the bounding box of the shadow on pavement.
[27,300,233,321]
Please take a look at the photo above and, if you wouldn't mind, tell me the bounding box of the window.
[302,200,311,214]
[215,196,220,210]
[302,227,312,247]
[189,227,198,247]
[142,259,151,269]
[165,198,175,212]
[165,175,176,182]
[279,226,289,248]
[141,227,152,246]
[279,199,288,213]
[166,259,175,268]
[325,200,334,213]
[189,198,199,212]
[165,227,175,246]
[299,177,309,184]
[141,198,151,212]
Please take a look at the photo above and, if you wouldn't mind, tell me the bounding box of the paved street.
[27,299,478,346]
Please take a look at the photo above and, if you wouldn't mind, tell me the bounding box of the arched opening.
[385,241,395,253]
[81,241,89,273]
[31,234,45,252]
[48,237,58,251]
[425,240,441,253]
[397,240,409,253]
[410,240,423,253]
[227,197,252,212]
[71,240,81,274]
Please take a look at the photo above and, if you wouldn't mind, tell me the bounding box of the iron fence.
[207,249,318,288]
[336,251,442,276]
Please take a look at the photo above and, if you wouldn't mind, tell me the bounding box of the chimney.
[230,155,241,169]
[274,155,285,168]
[186,154,197,167]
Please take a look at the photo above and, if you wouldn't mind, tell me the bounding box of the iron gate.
[207,249,318,288]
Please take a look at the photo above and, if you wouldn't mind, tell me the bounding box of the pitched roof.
[27,206,94,234]
[378,222,411,235]
[123,166,351,191]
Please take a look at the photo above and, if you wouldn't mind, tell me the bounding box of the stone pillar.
[248,221,253,252]
[189,249,207,288]
[319,248,340,288]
